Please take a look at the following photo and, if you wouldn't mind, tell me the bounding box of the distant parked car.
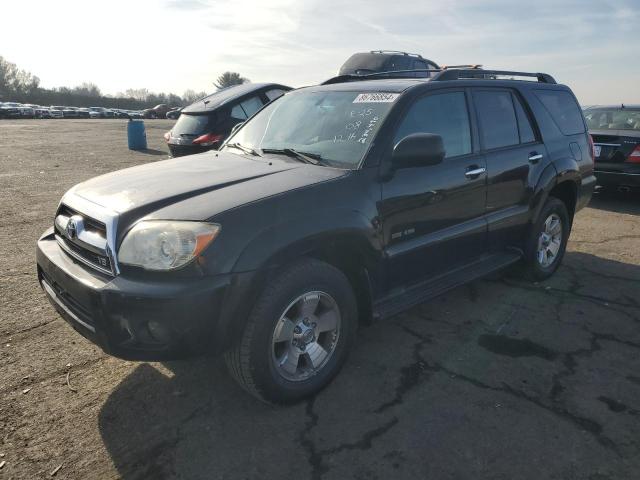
[77,108,91,119]
[166,108,182,120]
[164,83,292,157]
[0,102,22,119]
[24,104,51,118]
[89,107,113,118]
[339,50,440,78]
[48,106,66,119]
[3,102,35,118]
[50,106,77,118]
[584,104,640,190]
[143,104,173,119]
[112,109,130,119]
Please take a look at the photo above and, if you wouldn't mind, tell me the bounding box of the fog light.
[147,320,170,343]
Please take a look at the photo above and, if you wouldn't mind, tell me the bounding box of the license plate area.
[594,145,602,157]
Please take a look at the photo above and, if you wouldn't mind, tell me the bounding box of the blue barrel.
[127,119,147,150]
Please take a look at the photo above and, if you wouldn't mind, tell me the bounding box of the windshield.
[172,112,218,136]
[223,90,398,168]
[584,108,640,131]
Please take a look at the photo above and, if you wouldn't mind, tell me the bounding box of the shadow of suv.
[36,67,595,403]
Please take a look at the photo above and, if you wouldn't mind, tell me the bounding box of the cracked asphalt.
[1,119,639,479]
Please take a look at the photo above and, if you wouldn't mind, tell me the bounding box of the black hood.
[70,151,347,232]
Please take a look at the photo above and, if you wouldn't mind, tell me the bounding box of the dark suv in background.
[164,83,292,157]
[37,68,594,403]
[339,50,440,77]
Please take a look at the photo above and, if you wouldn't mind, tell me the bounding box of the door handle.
[529,152,543,164]
[465,166,486,178]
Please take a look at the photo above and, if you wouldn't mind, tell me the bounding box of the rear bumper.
[36,228,254,360]
[594,169,640,188]
[168,142,213,157]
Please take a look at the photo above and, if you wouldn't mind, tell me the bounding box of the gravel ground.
[1,119,639,480]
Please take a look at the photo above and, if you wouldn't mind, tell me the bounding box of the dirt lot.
[1,119,639,479]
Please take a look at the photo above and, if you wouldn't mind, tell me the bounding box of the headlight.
[118,221,220,271]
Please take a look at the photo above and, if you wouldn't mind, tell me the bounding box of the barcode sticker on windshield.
[353,93,399,103]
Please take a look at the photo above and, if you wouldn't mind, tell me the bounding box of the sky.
[2,0,639,104]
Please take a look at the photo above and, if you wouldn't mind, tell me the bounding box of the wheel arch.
[217,213,381,347]
[531,158,579,224]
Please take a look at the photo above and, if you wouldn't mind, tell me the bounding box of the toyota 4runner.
[37,68,595,403]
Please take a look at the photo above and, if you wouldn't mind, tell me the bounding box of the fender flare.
[531,158,580,224]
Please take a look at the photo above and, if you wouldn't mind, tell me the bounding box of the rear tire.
[224,258,357,404]
[521,197,571,281]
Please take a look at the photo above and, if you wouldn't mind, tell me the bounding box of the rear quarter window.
[534,89,585,136]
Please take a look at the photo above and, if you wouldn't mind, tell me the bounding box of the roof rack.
[370,50,424,58]
[432,69,556,84]
[321,67,557,85]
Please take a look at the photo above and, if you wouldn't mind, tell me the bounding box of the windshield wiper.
[262,148,325,165]
[225,142,262,157]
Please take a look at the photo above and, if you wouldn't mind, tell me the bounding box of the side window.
[474,90,519,150]
[513,94,536,143]
[394,92,472,158]
[230,104,247,120]
[265,89,286,101]
[239,96,263,118]
[388,55,411,71]
[534,89,585,135]
[413,60,429,78]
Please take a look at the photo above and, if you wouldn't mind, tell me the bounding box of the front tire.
[521,197,571,281]
[224,259,357,403]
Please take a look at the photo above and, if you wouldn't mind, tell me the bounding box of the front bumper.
[36,228,249,360]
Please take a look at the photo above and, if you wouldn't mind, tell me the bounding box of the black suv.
[37,68,595,403]
[339,50,440,77]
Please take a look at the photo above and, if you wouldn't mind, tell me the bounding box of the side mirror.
[392,133,445,168]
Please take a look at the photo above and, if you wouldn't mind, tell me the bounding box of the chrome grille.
[54,203,114,275]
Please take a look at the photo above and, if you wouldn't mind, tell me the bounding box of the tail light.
[193,132,223,147]
[588,134,595,162]
[627,145,640,164]
[163,131,171,142]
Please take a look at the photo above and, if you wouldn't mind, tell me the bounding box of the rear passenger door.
[472,89,545,251]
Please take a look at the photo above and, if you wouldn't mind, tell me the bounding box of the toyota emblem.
[66,218,77,240]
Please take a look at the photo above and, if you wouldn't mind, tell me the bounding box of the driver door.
[379,90,488,292]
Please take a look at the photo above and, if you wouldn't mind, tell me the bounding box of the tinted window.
[474,90,519,150]
[513,95,536,143]
[412,60,431,78]
[265,89,286,101]
[172,113,217,135]
[239,96,263,117]
[534,90,585,135]
[394,92,472,158]
[388,55,411,71]
[231,104,247,120]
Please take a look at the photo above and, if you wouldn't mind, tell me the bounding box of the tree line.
[0,56,248,109]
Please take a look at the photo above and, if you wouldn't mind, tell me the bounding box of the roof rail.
[320,68,557,86]
[370,50,424,58]
[432,69,556,84]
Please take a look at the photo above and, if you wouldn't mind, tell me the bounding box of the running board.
[373,252,522,320]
